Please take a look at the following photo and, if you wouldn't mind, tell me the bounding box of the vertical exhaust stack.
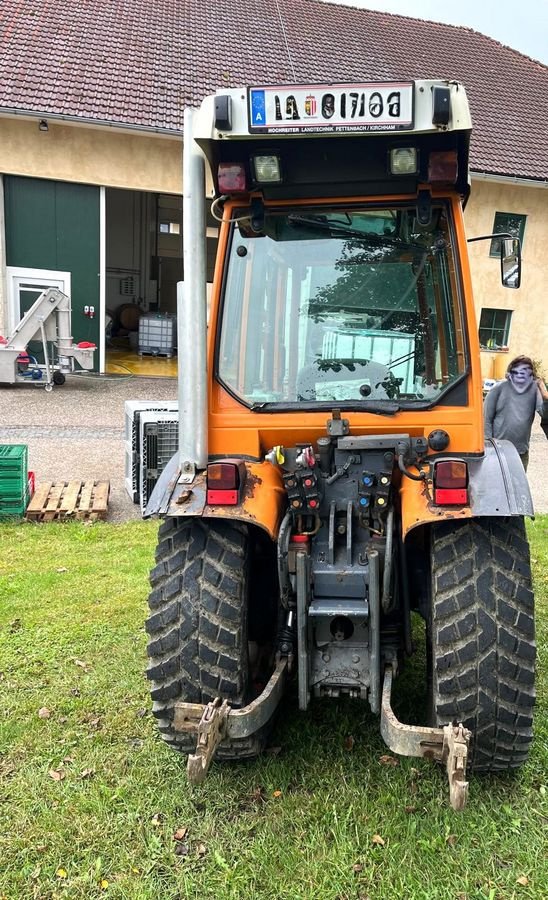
[178,107,208,481]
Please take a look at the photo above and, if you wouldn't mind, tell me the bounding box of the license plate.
[248,83,414,134]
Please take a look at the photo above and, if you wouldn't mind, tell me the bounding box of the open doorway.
[105,188,217,377]
[105,189,178,376]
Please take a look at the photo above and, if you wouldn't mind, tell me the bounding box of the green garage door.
[4,176,100,369]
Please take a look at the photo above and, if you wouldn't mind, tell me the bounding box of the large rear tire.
[429,517,535,772]
[146,517,271,759]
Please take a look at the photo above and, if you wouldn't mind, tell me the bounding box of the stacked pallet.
[26,480,110,522]
[0,445,31,519]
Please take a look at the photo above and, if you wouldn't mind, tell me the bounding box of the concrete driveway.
[0,373,546,521]
[0,373,177,522]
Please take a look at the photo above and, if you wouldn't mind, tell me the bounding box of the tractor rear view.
[145,80,535,809]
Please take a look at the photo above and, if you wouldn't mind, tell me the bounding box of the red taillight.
[206,461,246,506]
[428,150,458,184]
[433,460,469,506]
[218,162,247,193]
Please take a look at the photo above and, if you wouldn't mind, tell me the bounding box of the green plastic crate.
[0,486,30,518]
[0,445,28,497]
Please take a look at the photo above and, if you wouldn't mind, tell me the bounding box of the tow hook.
[186,698,230,784]
[380,665,471,810]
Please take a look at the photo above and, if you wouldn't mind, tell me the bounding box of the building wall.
[0,116,182,192]
[466,178,548,378]
[0,116,182,334]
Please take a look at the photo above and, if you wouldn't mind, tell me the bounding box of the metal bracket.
[186,698,229,784]
[172,658,289,784]
[443,722,470,811]
[380,665,470,810]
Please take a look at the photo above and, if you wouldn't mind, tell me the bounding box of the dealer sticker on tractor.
[248,82,414,134]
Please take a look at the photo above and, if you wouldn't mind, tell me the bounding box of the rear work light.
[251,154,282,184]
[433,459,469,506]
[428,150,458,184]
[206,460,247,506]
[218,162,247,193]
[389,147,418,176]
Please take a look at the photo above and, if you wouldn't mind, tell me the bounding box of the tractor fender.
[144,454,286,542]
[400,438,533,538]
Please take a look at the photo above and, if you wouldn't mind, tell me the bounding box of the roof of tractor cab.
[194,81,473,200]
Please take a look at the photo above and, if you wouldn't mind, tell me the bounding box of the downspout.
[178,107,208,480]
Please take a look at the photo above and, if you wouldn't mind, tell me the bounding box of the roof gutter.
[471,170,548,189]
[0,107,184,138]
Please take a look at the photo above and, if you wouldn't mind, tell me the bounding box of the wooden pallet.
[25,480,110,522]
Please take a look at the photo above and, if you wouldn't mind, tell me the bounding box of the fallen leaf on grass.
[272,789,282,798]
[371,834,385,847]
[48,768,66,782]
[82,714,102,729]
[352,863,364,874]
[516,876,529,886]
[73,659,91,672]
[56,868,67,879]
[38,707,51,719]
[56,567,68,573]
[100,879,109,890]
[404,805,418,814]
[379,754,398,767]
[173,827,189,842]
[151,813,163,826]
[344,735,355,751]
[80,768,95,779]
[446,834,458,846]
[195,842,207,857]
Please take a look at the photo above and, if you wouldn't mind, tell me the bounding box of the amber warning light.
[206,460,246,506]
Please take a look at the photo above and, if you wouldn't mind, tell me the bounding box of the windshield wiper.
[359,400,399,415]
[250,399,400,414]
[287,214,427,253]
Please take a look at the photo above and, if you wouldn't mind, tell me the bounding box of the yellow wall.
[0,116,182,193]
[466,178,548,378]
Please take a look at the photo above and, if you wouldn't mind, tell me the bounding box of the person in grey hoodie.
[484,355,548,470]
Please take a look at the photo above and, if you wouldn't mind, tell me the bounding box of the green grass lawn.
[0,518,546,900]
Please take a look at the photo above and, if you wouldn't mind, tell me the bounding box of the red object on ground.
[28,471,35,496]
[77,341,96,349]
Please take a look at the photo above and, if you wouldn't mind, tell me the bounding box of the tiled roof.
[0,0,547,180]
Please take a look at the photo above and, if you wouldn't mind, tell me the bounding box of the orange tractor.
[146,80,534,809]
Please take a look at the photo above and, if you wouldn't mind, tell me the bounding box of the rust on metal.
[186,698,230,784]
[380,665,470,810]
[173,659,289,784]
[443,722,470,811]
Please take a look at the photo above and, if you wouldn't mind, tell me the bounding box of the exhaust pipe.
[178,107,208,480]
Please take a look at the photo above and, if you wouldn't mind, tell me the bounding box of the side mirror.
[501,237,521,289]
